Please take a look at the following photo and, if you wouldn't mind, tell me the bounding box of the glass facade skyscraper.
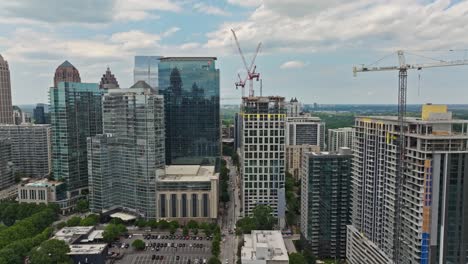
[49,82,103,211]
[88,81,165,219]
[158,57,220,166]
[134,56,162,89]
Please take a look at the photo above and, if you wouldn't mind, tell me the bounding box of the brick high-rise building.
[53,60,81,87]
[99,67,119,89]
[0,55,13,124]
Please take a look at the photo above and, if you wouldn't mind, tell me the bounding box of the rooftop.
[157,165,218,182]
[241,230,289,261]
[68,244,107,255]
[110,212,137,222]
[24,179,63,188]
[58,60,75,68]
[357,115,468,124]
[159,57,217,61]
[54,226,94,245]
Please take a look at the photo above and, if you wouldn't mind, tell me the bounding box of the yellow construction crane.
[353,50,468,264]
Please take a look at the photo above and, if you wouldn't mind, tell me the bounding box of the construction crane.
[231,29,262,97]
[353,50,468,264]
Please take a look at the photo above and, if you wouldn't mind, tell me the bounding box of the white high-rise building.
[286,115,325,150]
[347,104,468,264]
[328,127,353,152]
[240,96,286,218]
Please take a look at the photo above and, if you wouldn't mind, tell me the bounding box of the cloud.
[227,0,261,7]
[114,0,182,21]
[205,0,468,53]
[193,3,231,16]
[280,60,306,69]
[161,27,181,38]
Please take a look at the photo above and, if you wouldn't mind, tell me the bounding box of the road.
[220,156,241,264]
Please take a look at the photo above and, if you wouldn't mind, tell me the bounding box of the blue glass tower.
[158,57,220,166]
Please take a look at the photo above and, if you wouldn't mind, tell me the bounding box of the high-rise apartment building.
[87,81,165,218]
[134,56,161,89]
[0,138,14,190]
[234,113,242,151]
[347,104,468,264]
[286,115,325,150]
[300,148,352,260]
[0,55,13,124]
[33,104,49,124]
[286,97,301,117]
[99,67,119,89]
[240,96,286,218]
[53,61,81,87]
[286,144,320,181]
[0,124,51,178]
[49,82,103,212]
[327,127,353,152]
[159,57,220,166]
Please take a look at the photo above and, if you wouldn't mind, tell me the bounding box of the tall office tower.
[134,56,162,88]
[0,138,14,190]
[88,81,165,219]
[99,67,119,89]
[240,96,286,218]
[33,104,49,124]
[286,115,325,150]
[234,113,242,151]
[301,148,352,260]
[0,124,51,178]
[53,61,81,87]
[286,97,301,117]
[159,57,220,166]
[347,104,468,264]
[0,55,13,124]
[49,82,102,212]
[328,127,353,152]
[286,144,320,181]
[13,106,23,125]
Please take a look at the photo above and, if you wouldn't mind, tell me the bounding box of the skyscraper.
[327,127,353,152]
[0,124,51,178]
[49,82,102,212]
[134,56,162,88]
[240,96,286,218]
[286,115,325,150]
[99,67,119,89]
[158,57,220,166]
[33,104,49,124]
[300,148,352,260]
[0,55,13,124]
[88,81,165,218]
[347,104,468,264]
[53,61,81,87]
[0,138,14,190]
[286,144,320,181]
[286,97,301,117]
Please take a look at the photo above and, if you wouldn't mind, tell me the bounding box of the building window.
[182,194,187,217]
[160,194,166,218]
[192,194,198,217]
[203,194,209,217]
[171,194,177,217]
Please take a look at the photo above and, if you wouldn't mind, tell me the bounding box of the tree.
[135,218,147,228]
[132,239,145,250]
[170,220,179,229]
[147,219,158,229]
[80,214,99,226]
[56,222,66,230]
[208,256,221,264]
[158,220,169,229]
[252,205,276,230]
[183,226,189,236]
[187,220,198,229]
[1,205,17,226]
[192,228,198,235]
[236,217,256,234]
[211,239,220,257]
[75,199,89,213]
[29,239,72,264]
[103,224,127,243]
[289,253,306,264]
[66,216,81,227]
[170,225,176,235]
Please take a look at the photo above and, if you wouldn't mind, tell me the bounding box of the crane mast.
[353,50,468,264]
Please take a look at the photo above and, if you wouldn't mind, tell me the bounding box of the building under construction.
[347,104,468,264]
[240,96,286,222]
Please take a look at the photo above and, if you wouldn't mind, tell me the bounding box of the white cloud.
[161,27,181,38]
[280,60,306,69]
[227,0,261,7]
[206,0,468,53]
[193,3,231,16]
[114,0,182,21]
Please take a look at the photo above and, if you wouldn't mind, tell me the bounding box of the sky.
[1,0,468,105]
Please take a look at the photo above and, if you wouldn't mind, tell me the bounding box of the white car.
[225,259,229,264]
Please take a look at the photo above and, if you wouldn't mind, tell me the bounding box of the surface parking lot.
[116,233,212,264]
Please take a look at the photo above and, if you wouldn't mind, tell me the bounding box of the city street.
[220,156,241,264]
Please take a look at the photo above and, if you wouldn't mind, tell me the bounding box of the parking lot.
[114,233,212,264]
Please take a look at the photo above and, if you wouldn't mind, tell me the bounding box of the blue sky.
[1,0,468,105]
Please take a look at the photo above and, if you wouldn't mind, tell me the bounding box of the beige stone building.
[156,165,219,222]
[286,144,320,181]
[18,179,66,205]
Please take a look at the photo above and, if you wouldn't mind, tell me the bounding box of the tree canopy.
[132,239,145,250]
[289,253,306,264]
[103,223,127,243]
[29,239,72,264]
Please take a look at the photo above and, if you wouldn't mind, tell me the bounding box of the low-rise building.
[54,226,95,245]
[18,179,66,205]
[241,230,289,264]
[156,165,219,222]
[68,244,108,264]
[285,144,320,181]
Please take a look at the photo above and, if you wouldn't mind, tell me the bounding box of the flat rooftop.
[68,244,107,255]
[357,115,468,124]
[54,226,94,245]
[241,230,289,261]
[110,212,137,222]
[24,179,63,188]
[157,165,218,182]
